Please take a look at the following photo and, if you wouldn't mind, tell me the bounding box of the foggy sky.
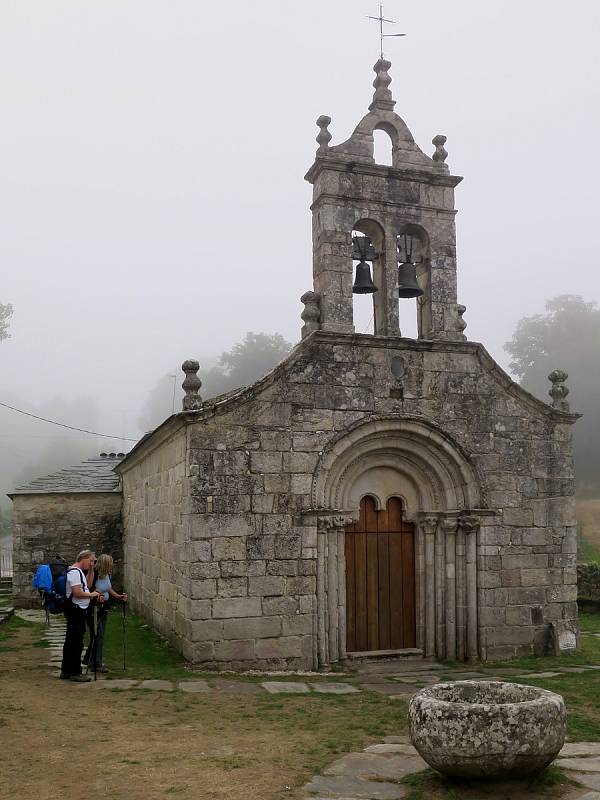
[1,1,599,475]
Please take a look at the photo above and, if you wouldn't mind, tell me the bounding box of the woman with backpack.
[83,553,127,673]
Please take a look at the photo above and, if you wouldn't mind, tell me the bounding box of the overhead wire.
[0,401,138,442]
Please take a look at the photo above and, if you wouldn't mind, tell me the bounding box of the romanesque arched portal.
[312,416,484,667]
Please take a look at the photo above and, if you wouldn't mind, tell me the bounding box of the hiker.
[83,553,127,673]
[60,550,104,682]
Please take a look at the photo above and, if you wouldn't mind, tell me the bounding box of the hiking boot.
[96,665,109,674]
[59,672,71,680]
[69,674,92,683]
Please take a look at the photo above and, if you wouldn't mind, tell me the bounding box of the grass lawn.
[4,609,600,798]
[84,608,600,743]
[1,612,409,800]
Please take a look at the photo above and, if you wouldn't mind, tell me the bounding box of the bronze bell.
[352,260,377,294]
[397,262,423,298]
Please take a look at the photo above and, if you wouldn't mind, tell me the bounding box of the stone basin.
[408,680,566,778]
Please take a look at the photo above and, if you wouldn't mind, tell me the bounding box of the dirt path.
[0,625,304,800]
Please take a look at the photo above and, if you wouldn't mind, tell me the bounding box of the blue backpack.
[32,557,75,615]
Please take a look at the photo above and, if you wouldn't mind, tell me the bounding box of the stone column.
[415,519,425,652]
[327,529,339,663]
[316,514,354,669]
[460,515,480,662]
[337,529,347,661]
[455,523,466,661]
[419,515,439,658]
[435,519,446,659]
[442,517,458,661]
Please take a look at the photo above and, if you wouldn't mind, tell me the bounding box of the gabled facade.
[114,60,579,669]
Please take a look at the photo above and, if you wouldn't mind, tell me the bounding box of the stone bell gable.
[114,57,578,671]
[303,58,465,342]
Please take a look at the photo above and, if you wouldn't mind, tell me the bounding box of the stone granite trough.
[408,680,566,778]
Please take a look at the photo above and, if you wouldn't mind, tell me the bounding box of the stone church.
[12,59,579,670]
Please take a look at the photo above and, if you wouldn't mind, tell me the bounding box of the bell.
[397,262,424,298]
[352,260,377,294]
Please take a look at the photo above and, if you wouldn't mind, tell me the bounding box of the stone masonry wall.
[11,492,123,608]
[120,426,187,650]
[163,331,577,669]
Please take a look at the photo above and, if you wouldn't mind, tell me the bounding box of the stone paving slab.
[516,671,562,678]
[391,674,439,684]
[577,791,600,799]
[323,752,427,780]
[310,682,359,694]
[138,679,174,691]
[561,743,600,757]
[364,744,415,755]
[178,680,211,693]
[213,680,264,694]
[94,679,139,690]
[556,757,600,773]
[556,667,589,674]
[442,671,487,679]
[304,774,405,799]
[262,681,310,694]
[568,773,600,791]
[483,667,532,676]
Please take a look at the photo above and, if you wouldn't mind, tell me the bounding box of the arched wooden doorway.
[345,495,416,652]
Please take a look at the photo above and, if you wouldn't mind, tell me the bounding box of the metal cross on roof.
[367,3,406,60]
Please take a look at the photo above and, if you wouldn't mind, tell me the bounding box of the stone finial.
[432,134,448,163]
[316,116,332,155]
[181,359,202,411]
[456,304,467,340]
[369,58,395,112]
[548,369,570,411]
[300,290,321,339]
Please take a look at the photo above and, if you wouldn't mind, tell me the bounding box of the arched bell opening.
[373,127,394,166]
[397,224,431,339]
[345,494,416,653]
[352,218,389,336]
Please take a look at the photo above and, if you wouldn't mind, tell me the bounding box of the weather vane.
[367,3,406,60]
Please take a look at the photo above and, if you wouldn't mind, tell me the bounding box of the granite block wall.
[11,492,123,608]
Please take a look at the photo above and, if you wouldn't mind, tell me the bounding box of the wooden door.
[345,495,416,652]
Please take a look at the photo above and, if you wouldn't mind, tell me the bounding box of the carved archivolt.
[313,415,483,516]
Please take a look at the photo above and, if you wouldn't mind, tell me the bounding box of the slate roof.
[9,455,124,496]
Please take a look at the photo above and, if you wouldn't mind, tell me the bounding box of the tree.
[215,332,292,393]
[505,295,600,495]
[0,302,13,341]
[138,332,293,432]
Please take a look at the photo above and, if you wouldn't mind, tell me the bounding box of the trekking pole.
[93,604,98,682]
[122,600,127,672]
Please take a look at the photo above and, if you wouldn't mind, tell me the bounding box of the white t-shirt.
[66,567,90,610]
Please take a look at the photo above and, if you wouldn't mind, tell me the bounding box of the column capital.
[441,516,458,535]
[417,514,440,536]
[459,514,480,536]
[317,513,355,532]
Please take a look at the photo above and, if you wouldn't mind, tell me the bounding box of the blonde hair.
[76,549,93,562]
[96,554,113,579]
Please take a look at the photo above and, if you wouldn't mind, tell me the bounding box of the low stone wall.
[11,492,123,607]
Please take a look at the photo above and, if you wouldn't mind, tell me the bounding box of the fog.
[1,1,599,503]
